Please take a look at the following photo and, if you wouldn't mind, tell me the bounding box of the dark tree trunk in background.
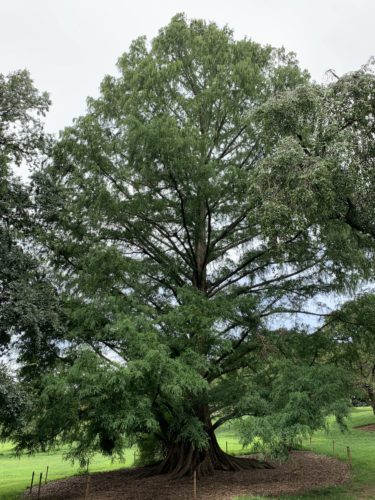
[363,384,375,416]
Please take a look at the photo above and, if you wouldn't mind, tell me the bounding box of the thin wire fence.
[305,436,353,467]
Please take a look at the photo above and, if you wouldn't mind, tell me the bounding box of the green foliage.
[0,70,62,378]
[237,362,350,459]
[136,433,164,466]
[324,293,375,412]
[0,365,32,440]
[5,15,374,470]
[0,69,50,168]
[251,59,375,252]
[239,407,375,500]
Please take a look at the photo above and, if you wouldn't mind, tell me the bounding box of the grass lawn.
[0,444,134,499]
[1,407,374,499]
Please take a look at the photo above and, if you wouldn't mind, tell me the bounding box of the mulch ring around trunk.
[354,423,375,432]
[25,451,350,500]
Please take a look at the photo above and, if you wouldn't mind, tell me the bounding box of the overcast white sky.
[1,0,374,136]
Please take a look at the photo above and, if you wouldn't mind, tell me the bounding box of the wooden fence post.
[226,441,228,454]
[193,469,197,500]
[347,446,352,468]
[332,440,335,456]
[37,473,43,499]
[29,471,35,495]
[84,474,91,500]
[45,466,49,484]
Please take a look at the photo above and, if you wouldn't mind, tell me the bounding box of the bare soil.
[354,423,375,432]
[25,451,350,499]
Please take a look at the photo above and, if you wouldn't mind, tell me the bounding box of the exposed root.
[139,436,272,479]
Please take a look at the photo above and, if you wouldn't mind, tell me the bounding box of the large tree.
[27,15,372,476]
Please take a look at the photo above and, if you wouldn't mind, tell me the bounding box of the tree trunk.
[153,432,271,478]
[364,384,375,415]
[143,405,272,478]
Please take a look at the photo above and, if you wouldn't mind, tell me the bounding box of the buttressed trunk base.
[144,432,272,479]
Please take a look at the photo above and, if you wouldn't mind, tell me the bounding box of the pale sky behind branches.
[1,0,374,139]
[1,0,374,325]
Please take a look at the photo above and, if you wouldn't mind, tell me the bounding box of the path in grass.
[239,407,375,500]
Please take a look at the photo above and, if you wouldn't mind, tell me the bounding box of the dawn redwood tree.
[28,15,371,476]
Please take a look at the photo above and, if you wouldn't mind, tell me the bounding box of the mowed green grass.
[0,444,133,499]
[239,406,375,500]
[0,430,252,499]
[1,408,374,499]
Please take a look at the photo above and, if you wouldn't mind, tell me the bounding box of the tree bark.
[142,405,272,478]
[363,384,375,415]
[156,432,271,478]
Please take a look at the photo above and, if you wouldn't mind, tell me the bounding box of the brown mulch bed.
[25,452,350,499]
[354,423,375,432]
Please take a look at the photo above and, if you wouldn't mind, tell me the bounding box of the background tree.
[251,59,375,251]
[324,294,375,415]
[25,15,371,476]
[244,59,375,418]
[0,70,62,376]
[0,364,31,440]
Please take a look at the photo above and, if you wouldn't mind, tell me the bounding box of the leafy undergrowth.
[238,407,375,499]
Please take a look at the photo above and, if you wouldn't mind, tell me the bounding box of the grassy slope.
[1,407,374,499]
[239,407,375,500]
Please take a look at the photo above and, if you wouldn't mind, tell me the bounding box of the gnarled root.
[141,434,272,479]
